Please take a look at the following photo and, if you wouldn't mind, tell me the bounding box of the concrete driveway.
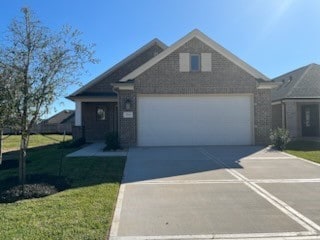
[109,146,320,240]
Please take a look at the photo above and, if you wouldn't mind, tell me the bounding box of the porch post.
[75,101,82,126]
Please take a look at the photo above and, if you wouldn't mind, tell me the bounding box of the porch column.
[285,102,298,138]
[75,101,82,126]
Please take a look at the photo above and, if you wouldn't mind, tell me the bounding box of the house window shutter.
[179,53,190,72]
[201,53,212,72]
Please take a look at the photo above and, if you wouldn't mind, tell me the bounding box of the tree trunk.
[19,130,28,185]
[0,128,3,165]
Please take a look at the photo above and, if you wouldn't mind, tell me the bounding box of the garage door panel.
[137,95,252,146]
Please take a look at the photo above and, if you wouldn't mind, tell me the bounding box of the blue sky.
[1,0,320,118]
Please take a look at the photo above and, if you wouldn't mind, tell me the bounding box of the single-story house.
[68,29,276,147]
[272,63,320,137]
[33,110,75,134]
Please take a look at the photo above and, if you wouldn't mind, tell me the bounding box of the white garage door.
[137,95,253,146]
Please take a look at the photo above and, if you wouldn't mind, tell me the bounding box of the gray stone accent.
[117,38,272,146]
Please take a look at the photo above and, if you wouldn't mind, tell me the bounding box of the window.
[96,107,106,121]
[305,108,311,127]
[190,54,200,72]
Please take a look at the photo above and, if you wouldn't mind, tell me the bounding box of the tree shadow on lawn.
[286,140,320,151]
[0,143,126,203]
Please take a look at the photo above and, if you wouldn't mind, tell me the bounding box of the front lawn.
[2,134,72,152]
[285,140,320,164]
[0,142,126,240]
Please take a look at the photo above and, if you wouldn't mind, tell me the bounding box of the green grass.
[3,134,72,152]
[285,140,320,164]
[0,140,126,240]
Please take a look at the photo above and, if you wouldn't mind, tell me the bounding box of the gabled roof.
[119,29,269,82]
[44,110,75,124]
[68,38,167,98]
[272,63,320,101]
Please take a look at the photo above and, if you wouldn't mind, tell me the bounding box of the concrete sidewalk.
[66,142,127,157]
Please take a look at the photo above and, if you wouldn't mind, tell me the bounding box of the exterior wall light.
[125,98,131,110]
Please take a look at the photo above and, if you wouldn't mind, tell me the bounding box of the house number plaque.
[123,111,133,118]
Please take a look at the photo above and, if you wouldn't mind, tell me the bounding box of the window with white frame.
[179,53,212,72]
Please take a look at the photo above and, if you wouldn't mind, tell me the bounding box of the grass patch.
[2,134,72,152]
[0,141,126,239]
[285,140,320,164]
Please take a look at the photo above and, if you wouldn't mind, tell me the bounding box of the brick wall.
[118,91,136,147]
[82,44,164,94]
[118,38,272,146]
[254,89,272,144]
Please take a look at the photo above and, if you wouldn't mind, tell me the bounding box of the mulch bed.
[0,174,71,203]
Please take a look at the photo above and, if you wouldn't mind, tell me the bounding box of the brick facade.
[117,38,272,146]
[82,44,164,94]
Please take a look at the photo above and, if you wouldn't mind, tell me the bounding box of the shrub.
[105,132,120,150]
[270,128,290,151]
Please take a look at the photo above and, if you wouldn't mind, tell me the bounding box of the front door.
[301,104,319,137]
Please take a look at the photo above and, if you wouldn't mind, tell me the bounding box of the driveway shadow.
[122,146,265,183]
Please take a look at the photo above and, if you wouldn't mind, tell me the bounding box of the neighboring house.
[68,29,276,147]
[34,110,75,134]
[272,63,320,138]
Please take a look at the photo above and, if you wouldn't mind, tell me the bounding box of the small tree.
[0,7,98,184]
[0,69,19,164]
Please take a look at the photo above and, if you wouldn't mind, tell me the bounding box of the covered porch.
[273,99,320,138]
[72,95,118,142]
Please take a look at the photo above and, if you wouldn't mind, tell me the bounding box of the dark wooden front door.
[301,104,319,137]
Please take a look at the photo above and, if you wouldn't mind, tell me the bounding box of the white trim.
[75,101,82,126]
[283,99,320,103]
[119,29,268,82]
[69,39,167,97]
[250,95,255,145]
[71,97,117,102]
[257,82,280,89]
[112,83,134,91]
[272,101,282,105]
